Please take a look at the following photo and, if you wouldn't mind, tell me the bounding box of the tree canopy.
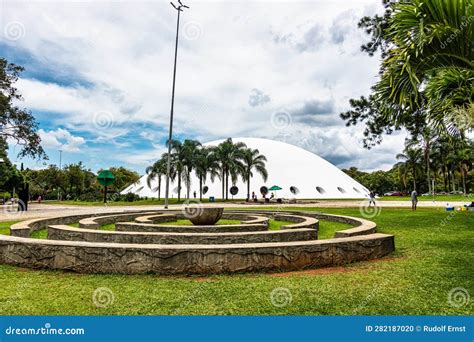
[0,58,46,159]
[341,0,473,146]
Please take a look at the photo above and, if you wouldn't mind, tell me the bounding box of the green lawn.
[0,221,14,236]
[379,194,472,202]
[317,220,351,239]
[100,223,116,231]
[30,229,48,239]
[268,219,294,230]
[0,207,472,315]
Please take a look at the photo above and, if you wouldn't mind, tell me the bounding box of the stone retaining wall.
[10,210,155,237]
[0,209,395,275]
[0,233,394,274]
[115,222,269,233]
[47,225,318,244]
[79,211,158,229]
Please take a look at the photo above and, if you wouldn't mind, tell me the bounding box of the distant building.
[122,137,369,199]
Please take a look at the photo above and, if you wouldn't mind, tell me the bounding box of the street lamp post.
[164,0,189,209]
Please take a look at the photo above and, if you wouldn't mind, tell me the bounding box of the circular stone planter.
[185,207,224,225]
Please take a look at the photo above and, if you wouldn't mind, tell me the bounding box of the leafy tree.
[342,166,398,195]
[62,162,98,198]
[104,166,140,192]
[24,165,67,199]
[0,58,46,159]
[376,0,473,130]
[0,137,23,195]
[341,0,473,144]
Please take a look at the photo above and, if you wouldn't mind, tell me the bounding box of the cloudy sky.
[1,0,406,174]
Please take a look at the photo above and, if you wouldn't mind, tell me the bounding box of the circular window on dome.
[230,186,239,196]
[202,186,209,195]
[353,187,361,193]
[260,186,269,196]
[337,187,346,193]
[316,186,326,194]
[290,186,299,195]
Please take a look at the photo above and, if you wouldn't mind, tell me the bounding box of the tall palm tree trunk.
[443,166,447,192]
[426,156,431,194]
[158,176,161,200]
[247,175,251,200]
[447,168,451,191]
[221,170,225,200]
[225,172,229,200]
[177,172,181,201]
[186,171,191,199]
[199,176,203,201]
[452,171,456,192]
[461,168,467,194]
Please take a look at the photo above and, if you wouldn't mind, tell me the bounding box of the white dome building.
[122,138,370,199]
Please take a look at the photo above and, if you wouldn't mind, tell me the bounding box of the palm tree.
[394,162,409,193]
[408,128,438,194]
[375,0,473,132]
[215,138,247,200]
[454,142,473,194]
[167,140,186,201]
[241,148,268,200]
[396,146,423,191]
[146,157,168,200]
[194,146,220,200]
[181,139,201,199]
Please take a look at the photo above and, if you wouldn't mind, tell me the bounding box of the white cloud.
[38,128,86,153]
[1,0,397,172]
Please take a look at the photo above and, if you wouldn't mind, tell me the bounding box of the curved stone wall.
[47,225,318,244]
[0,209,394,275]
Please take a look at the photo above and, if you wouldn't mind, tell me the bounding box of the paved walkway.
[0,200,469,222]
